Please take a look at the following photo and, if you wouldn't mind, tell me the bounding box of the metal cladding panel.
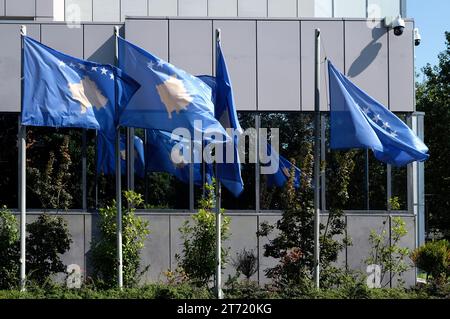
[208,0,238,17]
[121,0,148,21]
[84,24,117,64]
[5,0,35,17]
[334,0,366,18]
[125,19,168,60]
[213,20,256,110]
[179,0,208,17]
[93,0,120,22]
[170,215,190,269]
[148,0,177,16]
[298,0,333,18]
[169,20,212,75]
[139,215,170,283]
[345,20,389,107]
[36,0,53,17]
[0,24,39,112]
[0,1,4,16]
[301,20,344,111]
[238,0,267,17]
[65,0,93,22]
[268,0,297,18]
[59,215,87,278]
[41,24,84,58]
[223,215,258,281]
[257,21,300,111]
[392,216,416,287]
[389,21,414,112]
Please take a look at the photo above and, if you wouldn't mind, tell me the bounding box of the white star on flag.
[390,130,398,138]
[147,61,154,69]
[91,66,98,72]
[362,106,370,115]
[373,114,382,122]
[109,73,114,80]
[157,59,164,68]
[100,67,108,75]
[69,62,76,68]
[58,60,66,67]
[382,122,390,130]
[78,63,86,70]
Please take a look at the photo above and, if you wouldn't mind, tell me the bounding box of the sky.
[407,0,450,78]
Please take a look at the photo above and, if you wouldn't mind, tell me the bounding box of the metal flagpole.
[313,28,321,290]
[215,28,223,300]
[114,26,123,289]
[19,25,27,291]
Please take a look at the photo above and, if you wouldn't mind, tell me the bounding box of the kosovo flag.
[22,36,139,139]
[117,36,230,144]
[328,61,429,166]
[97,133,145,178]
[265,145,301,188]
[146,130,204,185]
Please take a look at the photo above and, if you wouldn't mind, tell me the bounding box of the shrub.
[26,214,72,285]
[0,206,19,289]
[176,181,231,287]
[411,240,450,283]
[232,249,258,280]
[91,191,150,288]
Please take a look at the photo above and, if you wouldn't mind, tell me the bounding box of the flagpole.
[215,28,223,300]
[114,25,123,289]
[313,28,321,290]
[19,25,27,291]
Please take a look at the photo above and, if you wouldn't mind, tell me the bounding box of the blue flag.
[117,37,230,144]
[265,145,301,188]
[97,134,145,178]
[145,130,203,185]
[328,61,429,167]
[22,36,139,139]
[194,40,244,197]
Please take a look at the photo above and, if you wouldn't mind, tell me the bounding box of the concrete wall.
[0,18,415,112]
[18,211,417,286]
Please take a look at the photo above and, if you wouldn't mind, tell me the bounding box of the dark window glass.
[0,114,18,208]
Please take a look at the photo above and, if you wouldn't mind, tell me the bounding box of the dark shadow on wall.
[85,26,124,64]
[347,25,386,78]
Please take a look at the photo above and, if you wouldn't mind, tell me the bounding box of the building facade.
[0,0,423,286]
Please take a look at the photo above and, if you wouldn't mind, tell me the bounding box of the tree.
[416,32,450,239]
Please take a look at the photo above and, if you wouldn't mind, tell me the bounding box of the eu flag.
[145,130,203,185]
[265,145,301,188]
[97,134,145,178]
[117,37,230,143]
[328,61,429,167]
[22,36,139,139]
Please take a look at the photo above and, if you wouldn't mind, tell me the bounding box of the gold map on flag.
[69,76,108,113]
[156,75,193,119]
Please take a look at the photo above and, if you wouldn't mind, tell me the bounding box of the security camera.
[391,15,405,36]
[414,28,421,46]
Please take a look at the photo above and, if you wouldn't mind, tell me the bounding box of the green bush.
[26,214,72,285]
[177,181,231,287]
[411,240,450,283]
[0,206,19,289]
[91,191,150,288]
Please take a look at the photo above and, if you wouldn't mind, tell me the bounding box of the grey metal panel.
[179,0,207,17]
[41,24,84,58]
[5,0,35,17]
[59,215,86,278]
[268,0,297,18]
[238,0,267,17]
[0,1,4,16]
[301,20,344,111]
[65,0,93,22]
[223,215,258,281]
[84,24,116,64]
[169,19,212,75]
[389,21,414,112]
[139,215,170,283]
[0,24,39,112]
[93,0,120,22]
[148,0,177,16]
[36,0,53,17]
[125,19,168,60]
[121,0,148,21]
[170,215,190,269]
[213,20,256,110]
[392,216,416,287]
[208,0,238,17]
[345,21,389,106]
[257,21,300,111]
[258,215,280,284]
[346,215,389,272]
[334,0,366,18]
[298,0,333,18]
